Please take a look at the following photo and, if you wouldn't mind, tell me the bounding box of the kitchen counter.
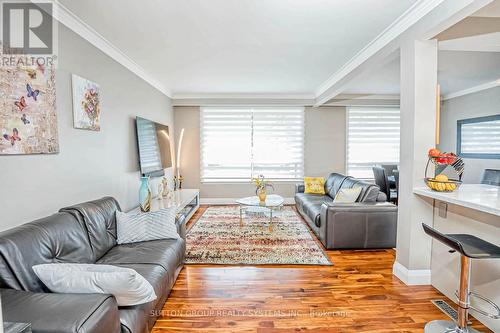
[414,183,500,331]
[414,184,500,216]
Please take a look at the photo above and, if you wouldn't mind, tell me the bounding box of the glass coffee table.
[236,194,284,231]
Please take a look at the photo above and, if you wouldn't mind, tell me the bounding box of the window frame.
[200,106,305,183]
[345,106,401,180]
[457,114,500,160]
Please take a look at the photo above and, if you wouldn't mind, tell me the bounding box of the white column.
[393,39,438,285]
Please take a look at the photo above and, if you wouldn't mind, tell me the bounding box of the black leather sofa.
[0,197,186,333]
[295,173,397,249]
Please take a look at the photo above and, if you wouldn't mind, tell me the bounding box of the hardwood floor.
[153,206,491,332]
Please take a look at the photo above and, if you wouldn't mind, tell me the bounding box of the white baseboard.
[200,197,295,205]
[392,261,431,286]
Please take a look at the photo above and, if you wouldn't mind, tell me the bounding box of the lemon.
[435,174,448,182]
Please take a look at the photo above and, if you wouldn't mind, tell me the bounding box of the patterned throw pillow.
[334,187,362,203]
[304,177,326,194]
[116,207,179,244]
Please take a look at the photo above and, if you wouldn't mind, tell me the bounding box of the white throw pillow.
[116,207,179,245]
[334,187,362,203]
[32,263,156,306]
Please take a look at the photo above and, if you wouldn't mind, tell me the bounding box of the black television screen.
[135,117,173,177]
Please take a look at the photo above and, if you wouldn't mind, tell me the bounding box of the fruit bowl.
[425,178,462,192]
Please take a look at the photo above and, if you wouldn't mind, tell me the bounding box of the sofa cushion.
[97,239,185,276]
[339,177,380,203]
[32,263,157,306]
[61,197,121,259]
[0,212,94,292]
[324,173,349,199]
[119,302,152,333]
[304,177,326,194]
[113,264,172,333]
[295,193,332,227]
[1,288,120,333]
[333,187,362,203]
[113,264,172,306]
[116,208,179,245]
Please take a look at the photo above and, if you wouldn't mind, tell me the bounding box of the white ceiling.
[343,1,500,96]
[59,0,417,95]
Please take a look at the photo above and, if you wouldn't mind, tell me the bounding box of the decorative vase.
[139,176,152,212]
[257,187,267,203]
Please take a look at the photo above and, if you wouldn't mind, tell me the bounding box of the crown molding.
[37,0,172,98]
[172,93,315,100]
[324,94,400,107]
[442,79,500,100]
[172,93,316,106]
[333,94,400,100]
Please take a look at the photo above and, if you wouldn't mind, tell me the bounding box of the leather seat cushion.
[113,264,172,333]
[0,212,94,292]
[295,193,332,227]
[113,264,172,307]
[97,238,185,276]
[1,288,120,333]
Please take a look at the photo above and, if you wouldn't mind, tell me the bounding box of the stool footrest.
[469,292,500,319]
[456,290,500,319]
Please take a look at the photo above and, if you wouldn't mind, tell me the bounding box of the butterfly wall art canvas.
[0,57,58,155]
[71,74,101,131]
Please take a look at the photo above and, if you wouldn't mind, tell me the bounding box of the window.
[347,106,400,179]
[201,107,304,182]
[457,115,500,159]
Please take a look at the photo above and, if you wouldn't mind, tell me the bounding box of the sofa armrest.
[1,288,121,333]
[176,214,187,239]
[295,183,305,193]
[320,202,397,249]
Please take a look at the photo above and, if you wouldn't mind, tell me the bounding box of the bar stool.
[422,223,500,333]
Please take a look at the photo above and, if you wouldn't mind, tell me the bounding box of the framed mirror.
[457,114,500,159]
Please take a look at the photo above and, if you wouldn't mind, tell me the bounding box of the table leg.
[269,209,273,232]
[239,206,243,227]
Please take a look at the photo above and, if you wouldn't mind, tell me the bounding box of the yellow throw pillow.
[304,177,326,194]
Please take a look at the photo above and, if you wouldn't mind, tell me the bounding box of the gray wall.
[0,24,173,231]
[173,106,346,200]
[438,86,500,183]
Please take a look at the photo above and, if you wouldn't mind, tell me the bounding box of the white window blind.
[458,118,500,157]
[201,107,304,182]
[347,106,400,179]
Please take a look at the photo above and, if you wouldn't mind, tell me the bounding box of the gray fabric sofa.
[295,173,397,249]
[0,197,186,333]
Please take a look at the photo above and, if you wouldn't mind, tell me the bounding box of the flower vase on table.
[139,176,152,212]
[257,187,267,203]
[253,175,274,205]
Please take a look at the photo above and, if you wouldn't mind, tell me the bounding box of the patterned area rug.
[185,206,332,265]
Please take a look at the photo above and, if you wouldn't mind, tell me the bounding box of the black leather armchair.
[295,173,397,249]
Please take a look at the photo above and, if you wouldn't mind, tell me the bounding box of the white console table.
[150,189,200,222]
